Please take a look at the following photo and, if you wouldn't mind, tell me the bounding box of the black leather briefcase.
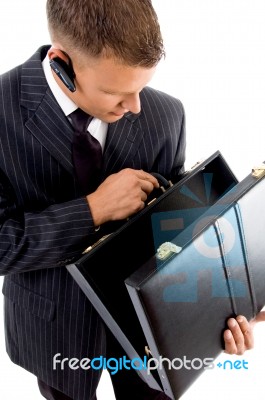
[66,151,238,394]
[125,162,265,399]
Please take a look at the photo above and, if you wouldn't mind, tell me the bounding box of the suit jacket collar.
[21,46,76,175]
[20,46,144,177]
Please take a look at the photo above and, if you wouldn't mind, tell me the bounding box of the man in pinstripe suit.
[0,0,258,399]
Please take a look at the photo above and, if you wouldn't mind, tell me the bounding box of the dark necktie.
[70,108,103,194]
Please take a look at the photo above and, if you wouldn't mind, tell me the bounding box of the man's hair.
[46,0,165,67]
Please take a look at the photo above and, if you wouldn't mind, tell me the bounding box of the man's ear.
[48,47,68,63]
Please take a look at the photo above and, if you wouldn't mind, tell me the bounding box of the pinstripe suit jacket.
[0,46,186,399]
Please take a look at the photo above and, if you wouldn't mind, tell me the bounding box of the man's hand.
[86,168,159,226]
[223,311,265,355]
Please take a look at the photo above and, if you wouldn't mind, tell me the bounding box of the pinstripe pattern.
[0,46,185,399]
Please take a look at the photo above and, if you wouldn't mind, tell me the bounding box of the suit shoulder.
[140,86,185,115]
[0,66,23,121]
[0,64,22,92]
[0,46,47,90]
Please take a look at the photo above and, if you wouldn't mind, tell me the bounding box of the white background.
[1,0,265,399]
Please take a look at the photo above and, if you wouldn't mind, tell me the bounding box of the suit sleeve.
[0,168,98,275]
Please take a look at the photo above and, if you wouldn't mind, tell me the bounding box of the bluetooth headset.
[49,54,76,92]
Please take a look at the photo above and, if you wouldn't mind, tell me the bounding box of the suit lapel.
[25,89,75,176]
[103,111,144,175]
[21,46,75,176]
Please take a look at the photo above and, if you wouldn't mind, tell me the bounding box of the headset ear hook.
[49,51,76,92]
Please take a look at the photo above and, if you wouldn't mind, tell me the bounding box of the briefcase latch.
[82,234,112,254]
[252,163,265,179]
[145,346,152,357]
[156,242,182,260]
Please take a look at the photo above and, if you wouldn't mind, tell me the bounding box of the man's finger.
[236,315,254,350]
[136,170,160,188]
[223,329,237,354]
[226,318,245,355]
[140,179,157,196]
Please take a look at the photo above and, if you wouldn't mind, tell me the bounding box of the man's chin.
[102,113,125,123]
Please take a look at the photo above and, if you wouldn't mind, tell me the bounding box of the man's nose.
[121,94,141,114]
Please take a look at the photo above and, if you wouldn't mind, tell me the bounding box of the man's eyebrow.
[99,88,136,95]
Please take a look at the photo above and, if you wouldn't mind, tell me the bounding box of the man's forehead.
[91,60,156,92]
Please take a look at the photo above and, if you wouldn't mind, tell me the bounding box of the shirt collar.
[42,54,78,116]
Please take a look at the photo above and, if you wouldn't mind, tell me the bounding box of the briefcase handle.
[150,172,173,192]
[145,172,173,206]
